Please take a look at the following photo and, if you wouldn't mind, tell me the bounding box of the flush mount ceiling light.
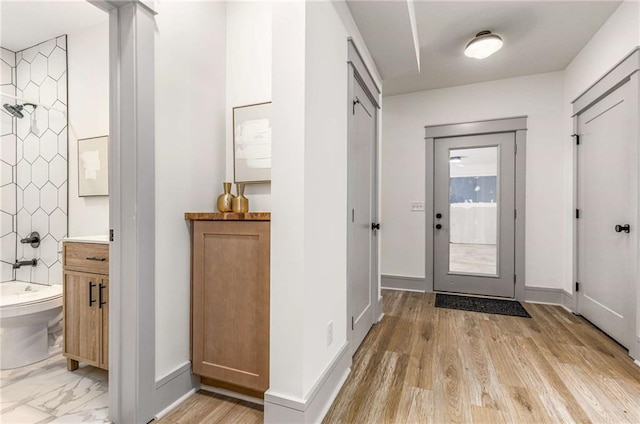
[464,30,503,59]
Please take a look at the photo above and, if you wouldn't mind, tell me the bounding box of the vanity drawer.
[63,243,109,274]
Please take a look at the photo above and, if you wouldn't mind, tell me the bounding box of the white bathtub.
[0,281,63,369]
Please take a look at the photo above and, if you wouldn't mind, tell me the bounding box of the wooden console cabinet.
[62,241,109,371]
[186,212,270,395]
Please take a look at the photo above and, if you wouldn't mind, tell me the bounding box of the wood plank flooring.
[323,290,640,423]
[160,290,640,423]
[157,391,262,424]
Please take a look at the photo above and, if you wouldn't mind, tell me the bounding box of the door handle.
[372,223,381,230]
[89,281,96,307]
[86,257,106,262]
[435,224,442,230]
[615,224,630,233]
[99,283,106,308]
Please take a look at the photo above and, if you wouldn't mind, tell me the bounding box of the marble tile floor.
[0,354,109,423]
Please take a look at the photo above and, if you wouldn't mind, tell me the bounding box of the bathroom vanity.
[61,237,109,371]
[185,212,270,397]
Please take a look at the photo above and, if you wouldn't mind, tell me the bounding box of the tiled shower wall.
[1,36,68,285]
[0,48,17,282]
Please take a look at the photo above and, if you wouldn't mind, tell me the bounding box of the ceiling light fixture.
[464,30,503,59]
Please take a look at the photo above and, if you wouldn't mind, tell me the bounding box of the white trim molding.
[264,343,351,424]
[524,286,575,313]
[201,384,264,406]
[154,362,199,417]
[381,274,426,292]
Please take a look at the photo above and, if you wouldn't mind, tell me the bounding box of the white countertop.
[60,235,109,244]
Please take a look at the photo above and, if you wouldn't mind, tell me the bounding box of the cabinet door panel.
[63,271,100,367]
[192,221,270,392]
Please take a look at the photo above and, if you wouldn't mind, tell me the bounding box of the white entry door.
[433,133,516,297]
[577,80,637,348]
[348,78,378,356]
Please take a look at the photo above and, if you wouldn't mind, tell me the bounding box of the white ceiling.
[0,0,108,52]
[347,0,421,78]
[350,1,622,96]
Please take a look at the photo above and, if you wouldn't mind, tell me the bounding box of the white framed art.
[78,135,109,197]
[233,102,272,183]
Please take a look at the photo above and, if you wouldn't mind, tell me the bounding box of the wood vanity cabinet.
[187,213,270,396]
[62,242,109,371]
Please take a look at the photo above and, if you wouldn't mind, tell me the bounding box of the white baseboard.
[154,387,197,420]
[264,342,351,423]
[377,295,384,322]
[201,384,264,406]
[524,286,575,313]
[154,361,199,420]
[381,275,426,292]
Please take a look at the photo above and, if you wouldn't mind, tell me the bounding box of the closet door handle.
[99,283,106,308]
[89,281,96,307]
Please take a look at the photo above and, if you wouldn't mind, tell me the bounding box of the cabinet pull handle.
[86,257,106,262]
[99,283,106,309]
[89,281,96,307]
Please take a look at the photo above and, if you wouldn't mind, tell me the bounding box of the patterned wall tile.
[1,37,68,285]
[1,96,18,274]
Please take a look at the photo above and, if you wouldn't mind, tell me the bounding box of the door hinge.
[572,134,580,145]
[352,98,361,115]
[515,143,518,155]
[352,209,355,223]
[351,316,354,330]
[575,281,580,292]
[109,229,114,242]
[514,209,517,220]
[514,274,517,285]
[576,209,580,219]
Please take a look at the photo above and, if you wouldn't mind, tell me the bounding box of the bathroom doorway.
[0,2,111,421]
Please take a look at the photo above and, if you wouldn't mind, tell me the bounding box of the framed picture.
[233,102,272,183]
[78,135,109,197]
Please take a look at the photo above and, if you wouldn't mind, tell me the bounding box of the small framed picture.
[78,135,108,197]
[233,102,272,183]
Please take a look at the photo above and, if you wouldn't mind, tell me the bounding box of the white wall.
[561,0,640,293]
[154,0,227,380]
[226,2,272,211]
[67,22,110,237]
[268,0,381,412]
[302,1,350,394]
[381,71,565,289]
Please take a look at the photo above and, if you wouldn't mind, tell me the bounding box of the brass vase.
[232,183,249,213]
[216,182,235,212]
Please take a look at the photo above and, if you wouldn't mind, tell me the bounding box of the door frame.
[572,47,640,360]
[346,39,382,355]
[424,117,527,300]
[87,1,157,422]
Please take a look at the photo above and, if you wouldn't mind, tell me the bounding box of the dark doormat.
[435,293,531,318]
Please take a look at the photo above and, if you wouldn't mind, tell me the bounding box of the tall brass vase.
[232,183,249,213]
[216,182,234,212]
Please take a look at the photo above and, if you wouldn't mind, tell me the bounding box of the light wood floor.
[160,290,640,423]
[157,390,262,424]
[324,290,640,423]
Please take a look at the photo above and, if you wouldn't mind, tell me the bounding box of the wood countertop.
[184,212,271,221]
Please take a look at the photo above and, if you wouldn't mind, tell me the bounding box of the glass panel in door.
[448,147,498,276]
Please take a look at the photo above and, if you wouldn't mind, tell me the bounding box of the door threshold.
[434,290,515,301]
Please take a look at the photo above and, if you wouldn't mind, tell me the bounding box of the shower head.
[3,103,37,119]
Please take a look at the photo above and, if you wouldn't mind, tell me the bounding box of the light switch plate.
[411,201,425,212]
